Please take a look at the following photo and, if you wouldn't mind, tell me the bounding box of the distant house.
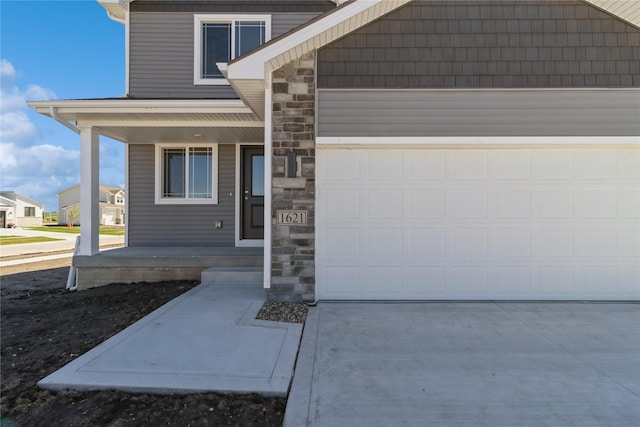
[57,184,125,226]
[0,192,44,228]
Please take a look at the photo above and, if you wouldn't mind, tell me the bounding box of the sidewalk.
[0,227,124,267]
[38,283,302,397]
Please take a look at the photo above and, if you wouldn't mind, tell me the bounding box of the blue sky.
[1,0,125,211]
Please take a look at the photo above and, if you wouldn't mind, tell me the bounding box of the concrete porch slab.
[38,282,302,397]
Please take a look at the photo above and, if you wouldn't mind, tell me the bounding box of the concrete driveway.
[285,303,640,426]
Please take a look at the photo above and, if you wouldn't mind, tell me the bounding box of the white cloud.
[0,111,39,141]
[0,59,16,84]
[0,59,57,142]
[0,142,80,210]
[0,59,124,210]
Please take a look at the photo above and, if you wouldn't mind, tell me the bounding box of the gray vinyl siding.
[130,1,334,14]
[129,12,323,98]
[317,89,640,137]
[317,0,640,89]
[127,144,236,246]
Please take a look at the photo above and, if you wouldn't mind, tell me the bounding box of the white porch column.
[78,126,99,255]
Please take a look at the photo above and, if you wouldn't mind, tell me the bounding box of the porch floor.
[72,246,263,289]
[74,246,263,268]
[38,282,302,397]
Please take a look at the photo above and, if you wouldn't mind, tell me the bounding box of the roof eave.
[223,0,411,113]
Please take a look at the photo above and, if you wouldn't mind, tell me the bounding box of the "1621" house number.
[277,210,308,225]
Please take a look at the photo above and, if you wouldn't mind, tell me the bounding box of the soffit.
[28,99,264,144]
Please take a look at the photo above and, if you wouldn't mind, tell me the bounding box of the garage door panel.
[532,189,575,218]
[317,147,640,300]
[618,188,640,218]
[575,150,618,179]
[490,266,532,299]
[448,188,488,218]
[323,228,360,262]
[576,189,618,218]
[450,150,488,179]
[449,266,489,298]
[531,225,574,257]
[322,266,361,298]
[617,224,640,257]
[408,228,446,259]
[618,266,640,298]
[366,188,403,219]
[490,228,531,257]
[489,150,532,180]
[404,150,446,180]
[489,188,531,219]
[406,267,447,297]
[363,266,404,297]
[366,150,402,181]
[533,266,575,299]
[364,227,404,261]
[449,228,489,258]
[532,150,574,179]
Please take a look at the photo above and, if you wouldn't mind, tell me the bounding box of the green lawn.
[0,236,63,245]
[26,227,125,236]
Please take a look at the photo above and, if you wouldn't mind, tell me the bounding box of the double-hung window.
[24,207,35,217]
[194,14,271,85]
[155,144,219,204]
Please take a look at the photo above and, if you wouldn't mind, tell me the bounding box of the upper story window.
[115,194,124,205]
[194,14,271,85]
[155,143,219,205]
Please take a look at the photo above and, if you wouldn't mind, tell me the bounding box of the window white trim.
[154,143,219,205]
[193,14,271,86]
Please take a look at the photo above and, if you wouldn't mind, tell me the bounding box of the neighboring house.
[29,0,639,300]
[0,192,44,228]
[58,184,125,226]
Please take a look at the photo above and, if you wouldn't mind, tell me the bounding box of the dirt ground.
[0,264,286,426]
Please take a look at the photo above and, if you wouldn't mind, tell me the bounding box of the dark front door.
[0,210,5,228]
[241,146,264,240]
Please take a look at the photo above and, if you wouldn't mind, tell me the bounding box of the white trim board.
[316,136,640,148]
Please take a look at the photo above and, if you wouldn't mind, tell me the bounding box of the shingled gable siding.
[317,0,640,89]
[129,11,325,98]
[269,53,316,302]
[127,144,236,246]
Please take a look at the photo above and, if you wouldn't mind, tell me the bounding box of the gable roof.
[222,0,412,116]
[0,192,44,209]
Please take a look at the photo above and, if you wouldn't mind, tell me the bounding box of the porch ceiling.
[28,99,265,144]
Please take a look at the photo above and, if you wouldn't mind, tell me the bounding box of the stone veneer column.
[269,52,316,302]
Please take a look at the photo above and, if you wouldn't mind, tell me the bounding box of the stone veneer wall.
[269,52,316,302]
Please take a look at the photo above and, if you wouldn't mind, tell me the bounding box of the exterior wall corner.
[269,51,317,302]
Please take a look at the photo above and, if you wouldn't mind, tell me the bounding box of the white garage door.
[316,146,640,300]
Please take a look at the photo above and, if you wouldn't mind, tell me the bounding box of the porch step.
[201,266,263,285]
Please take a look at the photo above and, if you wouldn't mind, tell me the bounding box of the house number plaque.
[277,210,308,225]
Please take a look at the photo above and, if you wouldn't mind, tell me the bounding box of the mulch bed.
[1,267,295,426]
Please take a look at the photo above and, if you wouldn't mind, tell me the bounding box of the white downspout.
[263,74,273,289]
[49,107,80,134]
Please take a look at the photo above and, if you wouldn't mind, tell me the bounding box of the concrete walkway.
[285,303,640,426]
[39,283,302,397]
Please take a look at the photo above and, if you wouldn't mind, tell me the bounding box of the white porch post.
[78,125,100,255]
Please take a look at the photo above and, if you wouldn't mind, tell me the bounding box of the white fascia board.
[27,99,254,115]
[98,0,131,25]
[226,0,411,81]
[317,136,640,147]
